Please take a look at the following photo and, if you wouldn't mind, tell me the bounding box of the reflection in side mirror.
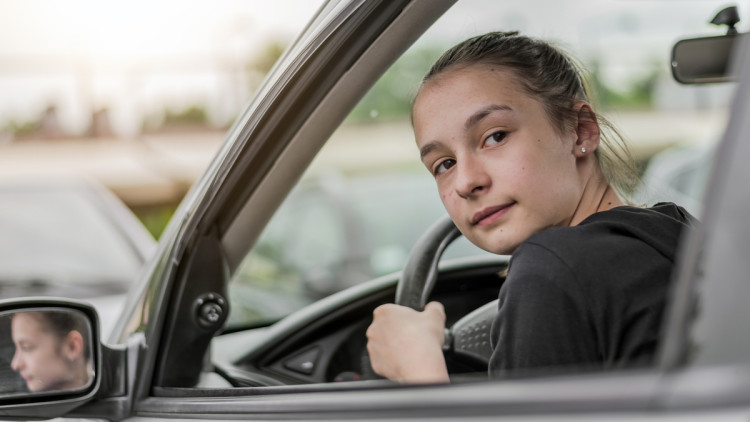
[0,308,94,397]
[671,33,745,84]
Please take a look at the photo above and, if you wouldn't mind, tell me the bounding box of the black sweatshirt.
[489,203,696,378]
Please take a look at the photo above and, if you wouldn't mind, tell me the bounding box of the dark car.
[0,0,748,420]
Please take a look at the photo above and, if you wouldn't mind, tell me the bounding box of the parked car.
[634,144,714,217]
[0,181,156,334]
[0,0,748,421]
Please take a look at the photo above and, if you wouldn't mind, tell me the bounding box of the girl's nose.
[10,350,22,371]
[454,156,491,198]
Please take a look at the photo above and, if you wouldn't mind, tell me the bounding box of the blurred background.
[0,0,324,236]
[0,0,742,330]
[0,0,325,335]
[0,0,736,233]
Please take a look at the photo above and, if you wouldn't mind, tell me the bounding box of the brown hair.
[26,311,91,360]
[419,31,639,195]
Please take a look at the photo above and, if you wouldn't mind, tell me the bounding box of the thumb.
[424,301,446,321]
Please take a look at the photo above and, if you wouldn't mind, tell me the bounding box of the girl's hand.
[365,301,449,383]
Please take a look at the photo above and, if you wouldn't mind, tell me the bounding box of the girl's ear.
[573,102,601,157]
[63,330,84,361]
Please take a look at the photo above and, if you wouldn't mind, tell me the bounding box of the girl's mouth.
[472,203,515,226]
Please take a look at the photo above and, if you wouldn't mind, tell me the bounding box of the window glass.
[227,0,740,330]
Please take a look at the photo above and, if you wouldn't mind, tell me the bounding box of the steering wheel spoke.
[446,300,498,366]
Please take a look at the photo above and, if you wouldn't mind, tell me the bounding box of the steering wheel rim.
[395,214,498,370]
[363,215,499,378]
[395,215,461,310]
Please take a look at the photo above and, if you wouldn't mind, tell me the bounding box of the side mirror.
[0,299,103,420]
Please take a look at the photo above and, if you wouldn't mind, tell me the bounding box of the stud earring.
[581,147,587,153]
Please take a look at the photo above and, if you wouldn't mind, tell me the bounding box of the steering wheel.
[362,216,499,378]
[395,215,498,369]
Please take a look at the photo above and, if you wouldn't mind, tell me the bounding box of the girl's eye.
[483,131,507,147]
[434,159,456,176]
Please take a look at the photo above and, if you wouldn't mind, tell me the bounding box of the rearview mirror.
[671,5,745,84]
[0,308,94,396]
[671,33,745,84]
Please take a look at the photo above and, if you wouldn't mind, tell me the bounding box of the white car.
[0,181,155,334]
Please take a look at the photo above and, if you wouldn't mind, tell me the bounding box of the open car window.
[225,0,739,331]
[226,129,490,328]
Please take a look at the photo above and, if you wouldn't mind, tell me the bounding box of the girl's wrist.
[399,353,449,384]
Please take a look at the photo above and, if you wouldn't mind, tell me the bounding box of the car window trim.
[137,370,662,419]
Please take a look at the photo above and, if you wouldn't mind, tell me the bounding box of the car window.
[225,0,739,330]
[227,138,490,328]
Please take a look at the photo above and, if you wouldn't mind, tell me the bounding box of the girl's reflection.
[10,311,91,392]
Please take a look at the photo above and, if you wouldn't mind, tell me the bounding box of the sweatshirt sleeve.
[489,242,601,378]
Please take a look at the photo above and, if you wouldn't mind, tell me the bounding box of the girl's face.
[413,65,592,254]
[10,313,81,392]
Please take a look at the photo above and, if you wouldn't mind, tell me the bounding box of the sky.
[0,0,744,138]
[0,0,324,137]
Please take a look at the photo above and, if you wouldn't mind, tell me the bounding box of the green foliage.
[345,44,665,123]
[163,106,209,126]
[248,40,288,76]
[587,59,662,110]
[133,204,177,239]
[347,46,443,123]
[141,104,212,132]
[5,120,40,136]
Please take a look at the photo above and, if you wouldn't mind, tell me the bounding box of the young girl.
[366,31,695,383]
[11,310,91,392]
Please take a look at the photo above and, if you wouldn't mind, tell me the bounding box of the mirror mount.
[711,5,740,35]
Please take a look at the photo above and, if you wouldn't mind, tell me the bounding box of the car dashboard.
[207,256,508,389]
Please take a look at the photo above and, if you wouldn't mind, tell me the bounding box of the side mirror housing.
[0,298,121,420]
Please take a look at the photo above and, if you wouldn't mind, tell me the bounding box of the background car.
[0,181,155,333]
[634,144,714,216]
